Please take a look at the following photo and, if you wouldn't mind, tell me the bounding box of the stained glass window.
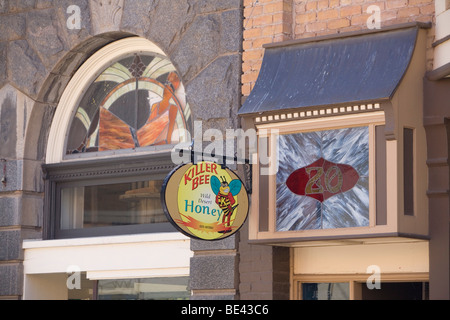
[276,126,369,231]
[66,53,191,155]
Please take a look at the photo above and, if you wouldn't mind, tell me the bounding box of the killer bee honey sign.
[161,161,249,240]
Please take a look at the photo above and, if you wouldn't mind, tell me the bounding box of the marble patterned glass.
[276,126,369,231]
[66,54,191,155]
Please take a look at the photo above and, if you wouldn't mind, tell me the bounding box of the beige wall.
[294,240,429,275]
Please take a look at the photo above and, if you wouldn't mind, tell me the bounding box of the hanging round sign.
[161,161,249,241]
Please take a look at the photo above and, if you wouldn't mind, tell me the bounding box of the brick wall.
[238,223,290,300]
[242,0,436,97]
[240,0,437,300]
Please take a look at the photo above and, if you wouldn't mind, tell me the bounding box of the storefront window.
[302,283,349,300]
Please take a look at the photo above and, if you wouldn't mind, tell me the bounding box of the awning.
[239,24,427,116]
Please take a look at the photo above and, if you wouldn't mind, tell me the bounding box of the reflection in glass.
[302,283,349,300]
[66,54,191,155]
[67,275,191,300]
[97,277,190,300]
[60,180,167,230]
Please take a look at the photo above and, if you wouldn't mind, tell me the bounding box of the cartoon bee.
[210,175,242,233]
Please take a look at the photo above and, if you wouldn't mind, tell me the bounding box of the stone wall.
[0,0,242,299]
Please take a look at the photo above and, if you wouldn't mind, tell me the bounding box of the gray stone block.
[22,159,45,193]
[146,0,197,54]
[23,102,55,162]
[8,0,36,13]
[0,263,23,296]
[53,0,93,50]
[50,50,86,77]
[90,0,125,35]
[0,195,42,228]
[0,42,6,87]
[0,197,20,227]
[121,0,156,36]
[8,40,47,98]
[0,89,18,159]
[220,9,242,54]
[0,230,22,261]
[26,8,66,68]
[38,73,71,105]
[191,293,237,300]
[191,234,238,251]
[197,0,241,14]
[36,0,53,9]
[0,160,23,192]
[0,13,26,41]
[190,254,238,290]
[186,54,241,121]
[21,194,44,227]
[0,0,7,13]
[171,13,221,81]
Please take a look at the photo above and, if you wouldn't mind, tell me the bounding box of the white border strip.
[255,103,381,124]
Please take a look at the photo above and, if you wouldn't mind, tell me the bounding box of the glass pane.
[361,282,428,300]
[66,53,191,155]
[60,180,167,230]
[276,126,369,231]
[302,283,349,300]
[97,277,190,300]
[403,128,414,216]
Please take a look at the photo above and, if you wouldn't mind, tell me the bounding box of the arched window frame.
[43,38,189,239]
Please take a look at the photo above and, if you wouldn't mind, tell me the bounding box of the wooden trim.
[369,124,376,227]
[427,61,450,81]
[249,153,259,239]
[293,273,429,282]
[256,111,385,134]
[432,34,450,48]
[254,103,384,124]
[292,273,429,300]
[251,114,390,242]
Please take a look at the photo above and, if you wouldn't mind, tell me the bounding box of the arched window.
[66,53,191,155]
[44,38,191,239]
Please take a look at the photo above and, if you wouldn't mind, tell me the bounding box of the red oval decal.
[286,158,360,202]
